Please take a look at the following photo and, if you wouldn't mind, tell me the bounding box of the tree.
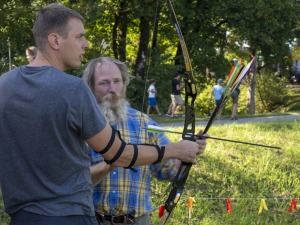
[217,0,300,114]
[0,0,38,71]
[1,0,300,115]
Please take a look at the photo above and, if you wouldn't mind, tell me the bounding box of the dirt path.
[161,113,300,128]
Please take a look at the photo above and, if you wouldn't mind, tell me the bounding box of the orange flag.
[188,197,195,225]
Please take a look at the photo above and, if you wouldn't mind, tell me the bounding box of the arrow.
[144,125,281,150]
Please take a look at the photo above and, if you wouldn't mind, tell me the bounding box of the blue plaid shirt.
[91,107,178,217]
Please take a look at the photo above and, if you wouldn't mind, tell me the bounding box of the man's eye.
[100,82,109,86]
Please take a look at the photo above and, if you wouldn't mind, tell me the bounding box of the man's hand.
[194,130,208,155]
[90,162,116,186]
[165,139,203,164]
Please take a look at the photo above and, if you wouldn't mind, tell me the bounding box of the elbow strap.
[125,144,138,169]
[98,127,117,154]
[103,140,165,167]
[153,145,165,164]
[104,140,126,165]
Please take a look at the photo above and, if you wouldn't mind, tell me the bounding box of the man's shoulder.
[126,107,156,124]
[0,67,20,80]
[127,107,144,116]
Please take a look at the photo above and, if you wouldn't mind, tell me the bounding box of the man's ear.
[48,33,61,49]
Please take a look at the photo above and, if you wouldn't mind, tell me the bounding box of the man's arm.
[211,87,214,101]
[150,158,181,181]
[90,162,115,186]
[150,88,156,93]
[86,124,202,167]
[176,82,184,91]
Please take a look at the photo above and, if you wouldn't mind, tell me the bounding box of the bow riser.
[183,75,197,135]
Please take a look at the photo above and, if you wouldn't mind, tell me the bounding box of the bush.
[0,57,10,75]
[194,72,296,116]
[255,73,289,113]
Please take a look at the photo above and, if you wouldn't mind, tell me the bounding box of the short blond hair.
[32,3,84,51]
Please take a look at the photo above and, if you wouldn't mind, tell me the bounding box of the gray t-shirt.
[0,66,106,216]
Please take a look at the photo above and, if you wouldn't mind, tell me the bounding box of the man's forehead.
[67,17,85,34]
[95,61,121,77]
[95,61,110,73]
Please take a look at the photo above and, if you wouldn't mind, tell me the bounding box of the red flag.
[288,198,297,213]
[158,204,165,218]
[226,198,232,214]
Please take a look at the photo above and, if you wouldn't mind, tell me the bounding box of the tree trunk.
[112,14,119,59]
[134,16,150,80]
[112,0,128,61]
[151,1,161,50]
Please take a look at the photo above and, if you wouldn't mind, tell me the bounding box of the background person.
[147,79,162,116]
[25,46,37,63]
[83,57,188,225]
[230,84,240,120]
[0,4,204,225]
[170,71,185,118]
[165,102,173,116]
[230,80,246,120]
[211,78,224,107]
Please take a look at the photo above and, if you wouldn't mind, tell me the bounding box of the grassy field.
[150,120,300,225]
[1,120,299,225]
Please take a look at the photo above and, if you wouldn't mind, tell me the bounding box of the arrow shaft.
[144,127,281,150]
[198,135,281,150]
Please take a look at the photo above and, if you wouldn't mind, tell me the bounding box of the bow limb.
[161,1,197,224]
[166,0,197,137]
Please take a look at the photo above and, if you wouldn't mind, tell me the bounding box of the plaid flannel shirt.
[91,107,178,217]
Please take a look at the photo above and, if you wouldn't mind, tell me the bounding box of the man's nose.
[83,38,89,49]
[108,83,118,92]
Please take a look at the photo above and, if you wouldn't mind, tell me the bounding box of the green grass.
[150,120,300,225]
[0,192,9,225]
[1,120,299,225]
[149,112,300,124]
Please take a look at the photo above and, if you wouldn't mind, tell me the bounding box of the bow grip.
[164,162,192,212]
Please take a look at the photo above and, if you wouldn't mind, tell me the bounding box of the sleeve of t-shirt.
[68,80,107,140]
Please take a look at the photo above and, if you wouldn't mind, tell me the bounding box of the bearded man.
[83,57,183,225]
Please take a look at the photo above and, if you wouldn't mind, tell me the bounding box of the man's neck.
[29,51,64,71]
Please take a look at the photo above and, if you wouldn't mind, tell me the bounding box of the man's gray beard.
[98,93,130,125]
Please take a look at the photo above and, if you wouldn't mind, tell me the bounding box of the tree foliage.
[1,0,300,113]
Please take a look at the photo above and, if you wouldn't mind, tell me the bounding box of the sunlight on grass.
[151,121,300,225]
[0,121,299,225]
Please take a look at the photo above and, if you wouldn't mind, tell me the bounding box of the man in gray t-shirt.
[0,66,106,217]
[0,3,206,225]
